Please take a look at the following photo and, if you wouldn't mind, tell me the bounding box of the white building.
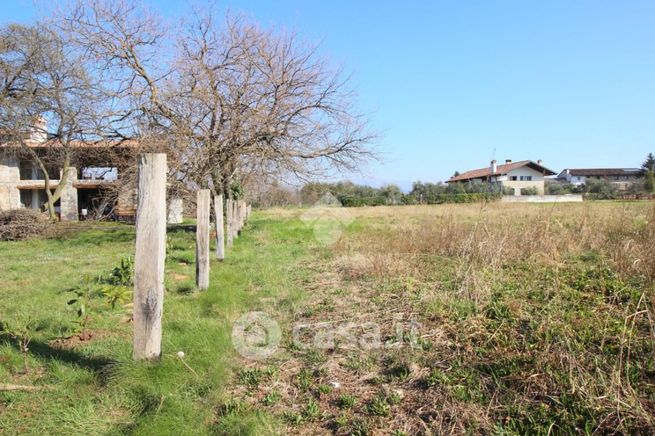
[557,168,644,191]
[448,159,556,195]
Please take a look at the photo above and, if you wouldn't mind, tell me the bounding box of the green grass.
[2,202,655,434]
[0,214,318,434]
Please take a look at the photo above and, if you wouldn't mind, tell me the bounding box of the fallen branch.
[0,383,49,392]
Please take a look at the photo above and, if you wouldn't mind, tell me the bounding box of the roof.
[0,138,138,149]
[561,168,645,177]
[448,160,556,183]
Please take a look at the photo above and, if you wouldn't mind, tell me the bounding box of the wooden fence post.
[133,153,167,361]
[214,194,225,260]
[226,199,233,247]
[232,199,239,239]
[196,189,210,290]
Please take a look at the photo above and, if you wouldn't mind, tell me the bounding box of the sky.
[2,0,654,190]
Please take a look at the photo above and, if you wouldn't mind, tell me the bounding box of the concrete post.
[167,198,183,224]
[60,167,78,221]
[0,154,20,210]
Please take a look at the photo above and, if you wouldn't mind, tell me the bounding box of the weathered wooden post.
[226,199,234,247]
[196,189,210,290]
[133,153,167,361]
[232,199,239,239]
[236,201,242,234]
[214,194,225,260]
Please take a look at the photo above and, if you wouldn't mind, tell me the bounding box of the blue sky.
[3,1,654,190]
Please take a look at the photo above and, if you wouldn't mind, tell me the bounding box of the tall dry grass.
[326,202,655,433]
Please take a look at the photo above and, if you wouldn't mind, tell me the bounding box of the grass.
[2,201,655,434]
[0,214,315,434]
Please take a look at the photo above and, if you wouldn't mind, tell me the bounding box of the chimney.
[490,160,497,174]
[505,159,512,164]
[537,159,543,165]
[29,115,48,143]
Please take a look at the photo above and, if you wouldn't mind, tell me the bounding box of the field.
[1,202,655,434]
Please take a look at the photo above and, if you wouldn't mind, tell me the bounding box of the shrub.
[584,179,618,199]
[545,182,573,195]
[521,186,538,196]
[0,209,50,241]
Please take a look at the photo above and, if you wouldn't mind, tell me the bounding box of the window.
[510,176,518,181]
[519,176,532,181]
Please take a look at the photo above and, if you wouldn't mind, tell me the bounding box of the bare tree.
[62,1,376,199]
[0,22,107,220]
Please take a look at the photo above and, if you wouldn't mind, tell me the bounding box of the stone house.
[0,121,137,221]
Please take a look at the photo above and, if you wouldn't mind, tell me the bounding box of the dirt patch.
[172,273,190,281]
[49,330,113,349]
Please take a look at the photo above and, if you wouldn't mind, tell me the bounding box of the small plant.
[262,390,281,406]
[217,398,248,416]
[343,353,375,373]
[367,394,391,417]
[338,393,357,409]
[295,368,313,391]
[101,284,132,309]
[335,412,349,428]
[425,367,449,388]
[304,398,320,420]
[106,257,134,286]
[99,257,134,309]
[67,274,100,337]
[387,391,402,405]
[318,384,332,396]
[282,410,304,425]
[237,367,276,387]
[0,317,36,354]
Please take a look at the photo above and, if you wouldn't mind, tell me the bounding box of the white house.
[448,159,556,195]
[557,168,644,191]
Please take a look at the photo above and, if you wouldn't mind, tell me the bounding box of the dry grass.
[225,202,655,435]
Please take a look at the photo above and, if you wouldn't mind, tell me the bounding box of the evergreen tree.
[642,153,655,171]
[644,170,655,193]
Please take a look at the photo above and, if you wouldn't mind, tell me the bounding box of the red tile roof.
[449,160,556,182]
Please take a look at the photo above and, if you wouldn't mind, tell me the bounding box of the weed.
[238,367,276,387]
[295,368,313,391]
[303,398,320,420]
[318,384,332,396]
[262,390,281,406]
[338,393,357,409]
[366,394,391,417]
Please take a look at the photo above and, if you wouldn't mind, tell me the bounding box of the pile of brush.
[0,209,50,241]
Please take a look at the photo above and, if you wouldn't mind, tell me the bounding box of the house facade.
[0,127,136,220]
[557,168,644,191]
[448,159,556,195]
